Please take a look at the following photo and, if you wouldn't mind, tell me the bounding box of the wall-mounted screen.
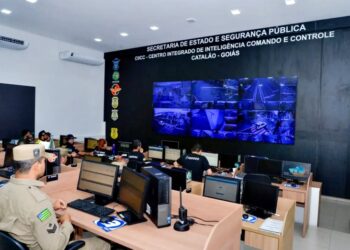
[152,76,297,145]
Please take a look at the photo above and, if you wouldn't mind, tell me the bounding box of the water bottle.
[112,143,116,156]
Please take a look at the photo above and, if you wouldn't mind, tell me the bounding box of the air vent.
[0,35,29,50]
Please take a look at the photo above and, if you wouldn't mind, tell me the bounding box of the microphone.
[174,187,191,232]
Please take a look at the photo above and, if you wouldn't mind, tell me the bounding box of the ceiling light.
[120,32,128,37]
[285,0,296,5]
[186,17,197,23]
[26,0,38,3]
[231,9,241,15]
[1,9,12,15]
[150,26,159,31]
[94,38,102,42]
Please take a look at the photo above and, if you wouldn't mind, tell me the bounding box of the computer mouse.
[100,216,114,223]
[242,214,249,220]
[291,183,297,188]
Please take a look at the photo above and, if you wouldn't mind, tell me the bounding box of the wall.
[0,24,105,140]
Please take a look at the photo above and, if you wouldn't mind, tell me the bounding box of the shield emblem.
[111,109,119,121]
[112,58,120,71]
[112,71,120,81]
[110,128,119,139]
[111,97,119,109]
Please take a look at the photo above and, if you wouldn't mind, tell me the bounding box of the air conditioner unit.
[0,35,29,50]
[59,51,104,66]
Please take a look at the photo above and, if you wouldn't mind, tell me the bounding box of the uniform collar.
[9,176,44,187]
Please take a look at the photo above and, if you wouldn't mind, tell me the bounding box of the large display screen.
[152,76,297,145]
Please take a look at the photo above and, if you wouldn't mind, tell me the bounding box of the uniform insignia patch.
[37,208,52,222]
[47,223,57,234]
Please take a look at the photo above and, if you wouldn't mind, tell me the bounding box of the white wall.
[0,24,105,141]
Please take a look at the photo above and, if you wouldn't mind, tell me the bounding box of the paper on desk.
[94,216,126,232]
[259,218,284,235]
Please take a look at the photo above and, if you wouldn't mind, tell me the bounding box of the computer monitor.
[257,159,283,183]
[77,160,119,205]
[282,161,311,183]
[154,167,188,191]
[45,149,61,175]
[241,180,279,219]
[84,138,98,152]
[244,155,268,174]
[148,146,164,161]
[59,135,68,146]
[83,155,103,163]
[219,153,238,168]
[203,176,241,203]
[117,167,150,225]
[161,140,179,149]
[118,141,132,155]
[164,148,181,162]
[201,152,219,167]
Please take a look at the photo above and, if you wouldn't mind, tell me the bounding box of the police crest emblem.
[110,128,119,139]
[111,97,119,109]
[111,109,119,121]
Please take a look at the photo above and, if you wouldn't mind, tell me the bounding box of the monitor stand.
[287,179,303,185]
[84,194,112,206]
[246,208,272,219]
[117,210,147,225]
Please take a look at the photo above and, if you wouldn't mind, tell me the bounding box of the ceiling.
[0,0,349,52]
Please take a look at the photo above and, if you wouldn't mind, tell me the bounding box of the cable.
[193,222,214,227]
[188,215,219,223]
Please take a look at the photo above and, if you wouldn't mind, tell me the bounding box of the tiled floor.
[241,197,350,250]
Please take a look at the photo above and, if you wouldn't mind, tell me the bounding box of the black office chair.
[0,231,85,250]
[243,173,271,185]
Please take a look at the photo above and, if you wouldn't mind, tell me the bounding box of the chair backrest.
[244,173,271,185]
[0,231,28,250]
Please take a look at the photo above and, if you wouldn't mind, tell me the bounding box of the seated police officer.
[0,144,110,250]
[174,143,213,182]
[127,140,145,171]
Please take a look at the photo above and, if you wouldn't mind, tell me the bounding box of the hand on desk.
[53,199,67,210]
[58,214,71,224]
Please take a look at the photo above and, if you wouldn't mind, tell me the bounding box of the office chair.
[243,173,271,185]
[0,231,85,250]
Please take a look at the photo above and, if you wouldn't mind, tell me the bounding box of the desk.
[41,168,242,250]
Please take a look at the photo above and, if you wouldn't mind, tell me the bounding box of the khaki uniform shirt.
[0,177,73,250]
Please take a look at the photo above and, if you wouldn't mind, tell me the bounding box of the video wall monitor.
[152,76,297,145]
[164,148,181,162]
[148,146,164,160]
[201,152,219,167]
[84,138,98,152]
[77,160,119,205]
[241,180,279,219]
[282,161,311,183]
[117,167,150,224]
[203,176,241,203]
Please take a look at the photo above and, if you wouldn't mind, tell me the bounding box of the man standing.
[0,144,110,250]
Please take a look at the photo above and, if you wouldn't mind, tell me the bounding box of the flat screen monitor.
[161,140,180,149]
[117,167,150,224]
[148,146,164,160]
[164,148,181,162]
[154,167,187,191]
[83,155,103,163]
[84,138,98,152]
[241,180,279,219]
[219,153,238,168]
[282,161,311,183]
[45,149,61,175]
[201,152,219,167]
[118,141,132,154]
[257,159,283,181]
[244,155,268,174]
[77,160,119,205]
[203,176,241,203]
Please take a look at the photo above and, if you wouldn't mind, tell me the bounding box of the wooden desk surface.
[42,167,242,250]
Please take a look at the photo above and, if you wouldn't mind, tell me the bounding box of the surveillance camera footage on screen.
[152,76,297,145]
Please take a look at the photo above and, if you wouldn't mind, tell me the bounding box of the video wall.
[152,76,297,145]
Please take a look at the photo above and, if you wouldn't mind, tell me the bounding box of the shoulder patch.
[28,186,47,202]
[37,208,52,222]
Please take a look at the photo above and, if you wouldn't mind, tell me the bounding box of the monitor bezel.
[203,175,241,203]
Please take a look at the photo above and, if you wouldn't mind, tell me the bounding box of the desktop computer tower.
[142,167,171,228]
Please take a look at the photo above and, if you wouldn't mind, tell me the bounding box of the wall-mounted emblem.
[110,127,119,139]
[111,97,119,109]
[110,83,122,96]
[111,109,119,121]
[112,71,120,81]
[112,58,120,71]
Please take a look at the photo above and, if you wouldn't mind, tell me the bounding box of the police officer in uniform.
[174,143,213,182]
[127,140,146,171]
[0,144,110,250]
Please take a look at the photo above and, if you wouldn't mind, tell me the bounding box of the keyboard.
[68,199,115,217]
